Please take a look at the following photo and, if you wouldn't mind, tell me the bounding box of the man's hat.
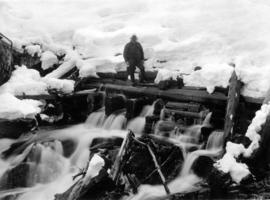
[130,34,137,40]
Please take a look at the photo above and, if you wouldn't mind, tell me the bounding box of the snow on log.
[215,86,270,183]
[45,50,82,79]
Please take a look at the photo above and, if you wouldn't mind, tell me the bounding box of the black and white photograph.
[0,0,270,199]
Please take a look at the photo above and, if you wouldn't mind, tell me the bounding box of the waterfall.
[127,102,155,134]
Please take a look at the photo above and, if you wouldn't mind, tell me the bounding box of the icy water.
[0,104,224,200]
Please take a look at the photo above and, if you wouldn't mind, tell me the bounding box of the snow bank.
[184,64,234,93]
[0,66,74,95]
[41,51,58,70]
[236,66,270,98]
[1,0,270,97]
[214,143,250,183]
[0,93,42,120]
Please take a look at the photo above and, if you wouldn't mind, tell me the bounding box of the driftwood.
[131,136,170,194]
[111,131,134,184]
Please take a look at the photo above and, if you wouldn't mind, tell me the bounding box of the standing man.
[123,35,146,84]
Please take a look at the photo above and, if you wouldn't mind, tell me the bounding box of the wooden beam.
[224,71,241,140]
[87,83,228,106]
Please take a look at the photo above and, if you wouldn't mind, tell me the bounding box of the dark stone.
[0,118,37,139]
[206,167,233,198]
[192,156,214,178]
[105,95,126,116]
[231,134,251,148]
[61,139,78,157]
[139,71,158,82]
[194,66,202,71]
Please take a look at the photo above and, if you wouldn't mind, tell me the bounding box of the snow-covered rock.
[25,45,42,57]
[41,51,58,70]
[0,93,42,120]
[83,154,105,185]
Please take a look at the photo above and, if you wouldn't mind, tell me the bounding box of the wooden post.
[224,70,242,140]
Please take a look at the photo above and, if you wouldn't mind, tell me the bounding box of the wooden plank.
[224,71,241,140]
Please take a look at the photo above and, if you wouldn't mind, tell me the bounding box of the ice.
[41,51,58,70]
[0,93,42,120]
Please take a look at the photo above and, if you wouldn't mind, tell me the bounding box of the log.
[224,70,242,140]
[165,101,201,112]
[88,82,228,106]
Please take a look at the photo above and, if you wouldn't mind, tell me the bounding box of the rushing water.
[0,103,224,200]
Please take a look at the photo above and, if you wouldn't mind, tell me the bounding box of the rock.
[0,162,35,189]
[192,156,214,178]
[0,118,37,139]
[61,139,78,157]
[139,71,158,82]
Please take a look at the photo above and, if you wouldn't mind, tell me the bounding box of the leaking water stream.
[0,102,224,200]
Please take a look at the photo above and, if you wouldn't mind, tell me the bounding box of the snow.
[154,69,180,84]
[214,142,250,183]
[0,93,42,120]
[45,50,82,79]
[236,66,270,98]
[0,66,74,95]
[41,51,58,70]
[25,44,42,57]
[1,0,270,97]
[184,64,234,93]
